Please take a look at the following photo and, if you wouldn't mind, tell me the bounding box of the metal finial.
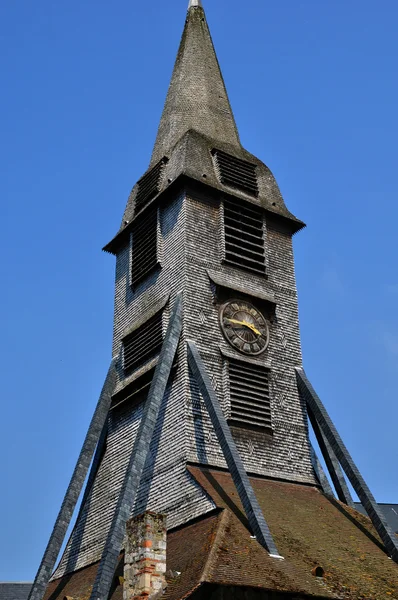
[188,0,202,7]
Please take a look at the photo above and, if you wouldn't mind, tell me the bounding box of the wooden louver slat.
[131,208,158,286]
[224,198,266,275]
[228,358,272,431]
[212,149,259,197]
[122,311,163,374]
[111,378,151,422]
[135,157,168,213]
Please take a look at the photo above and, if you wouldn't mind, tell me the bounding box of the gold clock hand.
[226,318,261,336]
[241,320,261,336]
[226,318,247,327]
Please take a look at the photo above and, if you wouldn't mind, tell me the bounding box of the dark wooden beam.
[28,361,117,600]
[89,293,183,600]
[296,367,398,563]
[187,340,281,558]
[310,443,334,497]
[308,407,354,506]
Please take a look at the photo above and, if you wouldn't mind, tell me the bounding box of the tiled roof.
[164,505,328,600]
[188,467,398,599]
[43,557,124,600]
[43,467,398,600]
[0,583,32,600]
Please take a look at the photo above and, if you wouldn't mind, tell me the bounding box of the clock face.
[220,300,269,356]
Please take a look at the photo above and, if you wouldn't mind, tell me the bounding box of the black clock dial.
[220,300,269,355]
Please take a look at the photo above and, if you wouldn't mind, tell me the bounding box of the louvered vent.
[122,311,163,374]
[131,208,158,286]
[224,198,266,275]
[228,358,272,431]
[111,370,153,419]
[135,157,168,213]
[212,149,259,197]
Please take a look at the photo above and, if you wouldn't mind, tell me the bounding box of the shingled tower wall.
[53,2,316,578]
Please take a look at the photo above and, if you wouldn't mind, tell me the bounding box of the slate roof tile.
[0,583,32,600]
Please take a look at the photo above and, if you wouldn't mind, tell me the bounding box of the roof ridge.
[199,509,231,583]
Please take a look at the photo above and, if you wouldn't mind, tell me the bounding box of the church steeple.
[104,0,304,253]
[150,0,240,166]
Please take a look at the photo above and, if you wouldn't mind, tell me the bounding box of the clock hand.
[226,318,261,336]
[241,320,261,336]
[226,318,247,327]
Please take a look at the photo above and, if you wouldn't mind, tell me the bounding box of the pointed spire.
[150,1,240,166]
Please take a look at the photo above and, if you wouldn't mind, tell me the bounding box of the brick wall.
[124,512,167,600]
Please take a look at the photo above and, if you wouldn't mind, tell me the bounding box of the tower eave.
[103,179,305,257]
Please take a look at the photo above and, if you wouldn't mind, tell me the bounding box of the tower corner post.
[187,340,281,559]
[27,360,118,600]
[310,444,334,497]
[309,411,354,507]
[89,293,183,600]
[296,367,398,563]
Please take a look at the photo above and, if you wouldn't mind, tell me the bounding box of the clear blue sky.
[1,0,397,582]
